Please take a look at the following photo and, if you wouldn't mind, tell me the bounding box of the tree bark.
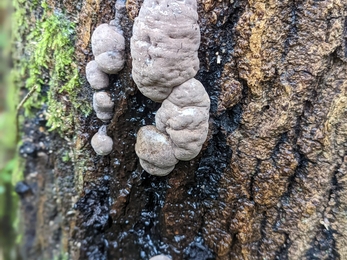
[15,0,347,259]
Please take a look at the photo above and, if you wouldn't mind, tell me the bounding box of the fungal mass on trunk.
[86,22,125,155]
[131,0,210,176]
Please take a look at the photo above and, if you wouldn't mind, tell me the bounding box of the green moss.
[0,0,22,257]
[53,251,69,260]
[14,1,91,135]
[9,1,92,252]
[62,151,71,162]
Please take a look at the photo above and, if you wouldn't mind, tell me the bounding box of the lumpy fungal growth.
[155,78,210,161]
[91,125,113,156]
[93,91,114,122]
[135,126,178,176]
[91,23,125,74]
[86,19,126,156]
[130,0,200,102]
[95,51,125,74]
[132,0,210,176]
[86,60,109,90]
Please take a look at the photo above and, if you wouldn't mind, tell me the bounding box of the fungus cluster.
[86,22,125,155]
[131,0,210,176]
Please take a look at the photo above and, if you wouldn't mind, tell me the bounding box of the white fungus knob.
[91,125,113,155]
[93,91,114,122]
[86,60,109,90]
[135,125,178,176]
[91,23,125,74]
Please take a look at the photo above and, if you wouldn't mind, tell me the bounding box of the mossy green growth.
[21,5,91,134]
[53,251,69,260]
[62,150,71,162]
[0,0,23,257]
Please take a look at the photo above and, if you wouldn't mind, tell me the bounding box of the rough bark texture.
[16,0,347,259]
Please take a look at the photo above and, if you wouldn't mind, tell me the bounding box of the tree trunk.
[14,0,347,259]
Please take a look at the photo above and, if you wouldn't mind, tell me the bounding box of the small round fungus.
[93,91,114,122]
[86,60,109,90]
[95,51,125,74]
[87,19,126,157]
[91,125,113,155]
[91,23,125,57]
[149,255,171,260]
[91,23,125,74]
[135,125,178,176]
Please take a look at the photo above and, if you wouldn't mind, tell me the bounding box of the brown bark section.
[16,0,347,259]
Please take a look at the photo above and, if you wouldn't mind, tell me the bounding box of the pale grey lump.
[130,0,200,102]
[86,60,109,90]
[91,23,125,74]
[135,125,178,176]
[155,78,210,160]
[93,91,114,122]
[91,23,125,57]
[91,126,113,156]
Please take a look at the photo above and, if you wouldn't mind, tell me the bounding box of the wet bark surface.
[16,0,347,259]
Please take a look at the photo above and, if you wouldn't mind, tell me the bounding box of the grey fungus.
[91,23,125,56]
[86,22,126,90]
[87,19,126,156]
[91,23,125,74]
[86,60,109,90]
[155,78,210,161]
[149,255,172,260]
[135,125,178,176]
[132,0,210,176]
[94,50,125,74]
[130,0,200,102]
[91,125,113,156]
[165,78,210,109]
[93,91,114,122]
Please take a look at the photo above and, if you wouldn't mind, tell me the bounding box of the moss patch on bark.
[13,0,91,135]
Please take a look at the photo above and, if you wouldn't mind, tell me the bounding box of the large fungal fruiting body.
[86,22,126,155]
[155,78,210,161]
[132,0,210,176]
[131,0,200,102]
